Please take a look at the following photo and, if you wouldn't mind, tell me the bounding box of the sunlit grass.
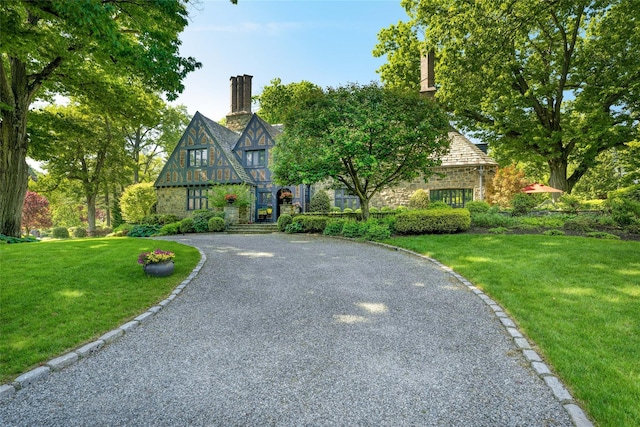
[0,238,200,383]
[384,234,640,427]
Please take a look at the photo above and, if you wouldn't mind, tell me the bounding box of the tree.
[30,102,128,234]
[21,191,52,235]
[256,78,323,124]
[272,83,450,219]
[0,0,204,237]
[119,183,157,224]
[490,165,528,208]
[377,0,640,194]
[373,20,421,92]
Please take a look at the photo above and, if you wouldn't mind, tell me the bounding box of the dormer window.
[245,149,266,167]
[188,148,207,167]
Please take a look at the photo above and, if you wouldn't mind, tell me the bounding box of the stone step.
[226,224,279,234]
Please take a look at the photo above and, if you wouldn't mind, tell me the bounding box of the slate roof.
[198,112,255,185]
[439,130,498,167]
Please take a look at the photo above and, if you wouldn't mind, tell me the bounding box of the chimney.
[226,74,254,132]
[230,76,238,112]
[243,74,252,113]
[420,51,436,98]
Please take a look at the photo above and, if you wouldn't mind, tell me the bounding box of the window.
[334,188,360,210]
[257,191,272,206]
[430,189,473,208]
[188,149,207,167]
[187,188,208,211]
[245,149,266,167]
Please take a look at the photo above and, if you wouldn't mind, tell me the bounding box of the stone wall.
[371,165,496,208]
[156,187,187,218]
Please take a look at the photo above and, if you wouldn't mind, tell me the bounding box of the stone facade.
[156,187,188,217]
[371,165,496,208]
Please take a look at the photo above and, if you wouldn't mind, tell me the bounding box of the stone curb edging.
[0,248,207,401]
[370,241,595,427]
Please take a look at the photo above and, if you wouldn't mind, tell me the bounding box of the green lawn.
[385,234,640,427]
[0,238,200,383]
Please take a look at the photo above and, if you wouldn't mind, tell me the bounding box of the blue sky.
[171,0,410,121]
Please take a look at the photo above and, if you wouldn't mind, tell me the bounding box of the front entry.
[256,189,274,222]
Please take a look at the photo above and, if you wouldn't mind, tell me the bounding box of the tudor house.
[155,75,305,223]
[155,70,497,222]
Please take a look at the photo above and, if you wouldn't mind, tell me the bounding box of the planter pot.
[143,261,175,277]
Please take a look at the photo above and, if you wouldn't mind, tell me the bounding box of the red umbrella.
[522,183,563,193]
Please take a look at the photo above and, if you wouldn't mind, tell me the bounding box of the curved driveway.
[0,233,574,426]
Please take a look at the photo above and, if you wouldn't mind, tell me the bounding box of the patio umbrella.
[522,183,563,194]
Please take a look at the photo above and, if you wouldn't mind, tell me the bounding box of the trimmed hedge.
[278,214,293,232]
[292,215,329,233]
[395,209,471,234]
[208,217,225,232]
[52,227,70,239]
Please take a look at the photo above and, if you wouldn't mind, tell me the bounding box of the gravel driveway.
[0,233,575,426]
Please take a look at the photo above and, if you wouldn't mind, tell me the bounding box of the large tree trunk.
[0,64,31,237]
[86,193,97,235]
[548,158,572,195]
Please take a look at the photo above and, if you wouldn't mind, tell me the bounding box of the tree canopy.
[256,78,323,124]
[0,0,205,236]
[375,0,640,194]
[272,82,450,218]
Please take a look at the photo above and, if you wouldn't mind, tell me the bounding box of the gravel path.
[0,233,575,426]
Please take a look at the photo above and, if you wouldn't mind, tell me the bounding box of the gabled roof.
[439,130,498,167]
[154,111,255,188]
[197,113,254,184]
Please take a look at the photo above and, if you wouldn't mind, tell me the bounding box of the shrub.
[408,189,430,210]
[0,234,38,244]
[52,227,70,239]
[559,194,582,214]
[207,184,252,208]
[158,222,181,236]
[543,229,566,236]
[606,185,640,226]
[72,227,87,238]
[395,205,408,212]
[343,208,354,213]
[428,201,451,210]
[520,216,566,228]
[369,207,379,213]
[179,218,194,233]
[490,164,528,208]
[323,219,346,236]
[511,193,537,216]
[585,231,620,240]
[363,222,391,241]
[192,210,217,233]
[91,227,112,237]
[341,221,366,238]
[331,206,342,213]
[141,214,180,225]
[111,223,134,237]
[465,201,491,214]
[395,209,471,234]
[471,213,519,228]
[285,221,303,234]
[208,217,225,232]
[564,216,596,232]
[278,214,293,232]
[293,215,329,233]
[128,224,161,237]
[489,227,509,234]
[120,183,157,223]
[309,189,331,213]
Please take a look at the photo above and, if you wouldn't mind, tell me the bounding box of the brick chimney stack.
[227,74,253,132]
[420,51,436,98]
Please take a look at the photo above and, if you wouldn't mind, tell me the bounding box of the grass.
[0,238,200,384]
[384,234,640,427]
